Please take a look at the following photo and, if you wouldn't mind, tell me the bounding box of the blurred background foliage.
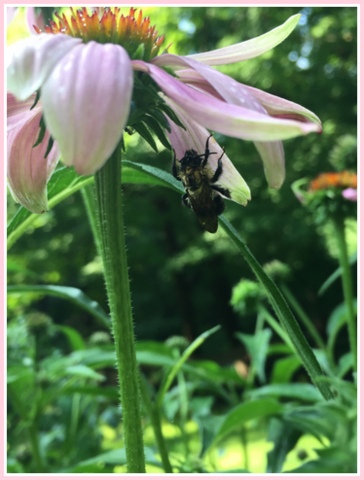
[7,6,357,474]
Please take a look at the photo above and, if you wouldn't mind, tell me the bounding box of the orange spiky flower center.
[35,7,165,60]
[309,171,357,192]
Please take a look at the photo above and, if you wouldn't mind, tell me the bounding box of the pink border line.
[2,2,361,479]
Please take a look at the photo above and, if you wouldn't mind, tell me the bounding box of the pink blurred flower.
[342,187,357,202]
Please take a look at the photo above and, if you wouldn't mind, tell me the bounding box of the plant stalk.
[94,145,145,473]
[28,424,43,472]
[139,376,173,473]
[220,217,334,400]
[331,216,357,372]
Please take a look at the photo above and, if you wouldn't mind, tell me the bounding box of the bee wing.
[188,190,219,233]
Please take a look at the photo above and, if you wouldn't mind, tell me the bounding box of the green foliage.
[7,6,356,474]
[230,279,267,315]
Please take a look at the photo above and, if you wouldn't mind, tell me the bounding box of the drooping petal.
[7,109,59,213]
[241,85,322,125]
[153,54,322,128]
[154,54,264,108]
[7,33,82,101]
[136,62,321,142]
[185,14,301,65]
[41,42,133,175]
[150,56,321,188]
[7,92,39,132]
[254,141,285,189]
[163,96,251,206]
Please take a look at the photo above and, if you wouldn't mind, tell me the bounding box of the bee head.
[179,149,203,169]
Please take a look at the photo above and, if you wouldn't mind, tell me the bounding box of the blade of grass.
[157,325,221,407]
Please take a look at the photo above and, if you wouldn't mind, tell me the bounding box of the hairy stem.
[94,146,145,472]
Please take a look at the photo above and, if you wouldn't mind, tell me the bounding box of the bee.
[172,134,231,233]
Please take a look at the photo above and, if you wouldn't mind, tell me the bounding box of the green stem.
[94,145,145,473]
[220,217,334,401]
[280,284,326,351]
[240,427,249,471]
[258,306,294,350]
[331,216,357,372]
[28,424,43,472]
[81,184,103,258]
[139,377,173,473]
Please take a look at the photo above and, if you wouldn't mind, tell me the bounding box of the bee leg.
[172,150,181,180]
[202,134,214,167]
[181,193,192,209]
[210,148,225,183]
[211,184,231,198]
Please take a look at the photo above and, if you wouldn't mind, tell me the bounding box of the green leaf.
[158,101,186,129]
[215,398,283,443]
[123,160,182,192]
[266,417,301,473]
[283,401,351,443]
[65,364,105,381]
[68,347,116,369]
[7,365,37,421]
[132,122,159,152]
[188,359,243,384]
[63,385,119,400]
[135,340,179,368]
[336,352,353,379]
[197,414,226,456]
[77,449,127,467]
[7,259,42,280]
[157,325,221,405]
[318,252,357,295]
[75,447,161,469]
[247,383,323,403]
[327,301,356,353]
[143,114,172,150]
[271,356,301,383]
[136,351,177,368]
[7,284,110,328]
[235,329,272,382]
[56,325,86,351]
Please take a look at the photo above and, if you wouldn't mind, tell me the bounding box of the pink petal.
[254,141,285,189]
[242,85,322,126]
[7,109,59,213]
[7,92,39,132]
[41,42,133,175]
[185,14,301,65]
[154,54,321,127]
[153,55,320,189]
[153,54,269,113]
[7,33,82,101]
[140,62,321,142]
